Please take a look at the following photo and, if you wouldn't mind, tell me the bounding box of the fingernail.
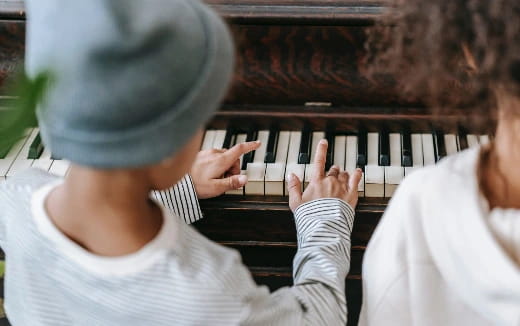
[288,173,294,182]
[255,140,261,144]
[319,139,328,145]
[238,175,248,185]
[356,168,362,173]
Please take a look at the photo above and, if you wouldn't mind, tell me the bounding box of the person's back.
[0,0,363,325]
[359,1,520,325]
[1,171,256,325]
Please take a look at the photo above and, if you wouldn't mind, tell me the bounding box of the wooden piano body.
[0,1,494,325]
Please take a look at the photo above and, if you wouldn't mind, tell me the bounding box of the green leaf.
[0,70,51,155]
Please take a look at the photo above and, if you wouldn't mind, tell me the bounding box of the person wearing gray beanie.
[0,0,363,325]
[26,0,234,168]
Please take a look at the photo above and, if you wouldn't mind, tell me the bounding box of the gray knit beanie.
[25,0,234,168]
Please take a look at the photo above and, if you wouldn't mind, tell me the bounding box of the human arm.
[274,139,362,324]
[157,141,260,224]
[230,195,356,324]
[226,140,362,325]
[230,139,361,324]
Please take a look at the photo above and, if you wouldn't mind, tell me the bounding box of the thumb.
[215,174,248,193]
[287,173,302,211]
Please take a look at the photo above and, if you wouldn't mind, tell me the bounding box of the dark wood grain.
[208,105,495,134]
[196,196,383,246]
[0,20,23,91]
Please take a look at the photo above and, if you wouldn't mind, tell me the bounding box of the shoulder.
[174,223,258,295]
[366,147,481,256]
[394,146,480,204]
[0,169,59,208]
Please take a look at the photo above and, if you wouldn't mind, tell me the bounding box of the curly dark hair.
[366,0,520,117]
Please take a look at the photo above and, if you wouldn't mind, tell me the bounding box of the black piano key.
[222,127,235,149]
[457,128,468,151]
[264,128,279,163]
[241,130,258,170]
[357,131,367,167]
[401,131,413,167]
[298,128,312,164]
[432,129,446,162]
[28,133,44,159]
[325,132,335,171]
[378,131,390,166]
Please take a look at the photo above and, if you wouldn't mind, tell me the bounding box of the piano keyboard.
[0,128,70,181]
[0,128,492,198]
[204,128,492,198]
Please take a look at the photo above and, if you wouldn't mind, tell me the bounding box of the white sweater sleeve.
[239,198,355,325]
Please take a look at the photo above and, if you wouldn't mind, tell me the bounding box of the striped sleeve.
[239,198,355,325]
[291,198,354,325]
[153,175,203,224]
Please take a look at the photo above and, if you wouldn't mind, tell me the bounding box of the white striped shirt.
[0,169,355,325]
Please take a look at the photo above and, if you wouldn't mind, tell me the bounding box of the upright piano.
[0,1,494,325]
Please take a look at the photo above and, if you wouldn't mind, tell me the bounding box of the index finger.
[223,141,261,164]
[312,139,328,180]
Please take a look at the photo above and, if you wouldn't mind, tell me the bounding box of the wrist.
[294,198,355,231]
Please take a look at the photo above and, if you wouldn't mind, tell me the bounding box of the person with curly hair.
[360,0,520,324]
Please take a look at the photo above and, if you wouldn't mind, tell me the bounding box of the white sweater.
[359,147,520,326]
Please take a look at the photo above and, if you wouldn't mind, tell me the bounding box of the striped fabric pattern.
[0,169,354,325]
[152,175,203,224]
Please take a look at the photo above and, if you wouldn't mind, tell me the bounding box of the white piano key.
[49,159,70,177]
[384,133,404,198]
[265,131,290,196]
[212,130,227,149]
[445,134,458,156]
[346,135,364,196]
[226,133,247,195]
[365,132,384,197]
[421,134,436,166]
[31,147,54,172]
[245,130,269,195]
[0,129,32,181]
[479,135,490,145]
[405,134,423,176]
[201,130,216,150]
[285,131,305,193]
[333,135,346,170]
[467,134,479,148]
[304,132,325,189]
[6,128,40,178]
